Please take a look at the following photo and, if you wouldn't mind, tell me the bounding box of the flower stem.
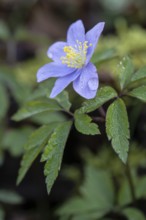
[125,160,136,202]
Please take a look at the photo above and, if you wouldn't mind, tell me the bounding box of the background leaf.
[122,208,145,220]
[0,190,23,204]
[106,98,130,163]
[58,166,114,219]
[118,56,134,90]
[128,86,146,102]
[131,66,146,82]
[0,206,5,220]
[12,99,62,121]
[0,83,9,120]
[91,48,117,64]
[2,127,33,156]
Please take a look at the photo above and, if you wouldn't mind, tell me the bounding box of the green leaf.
[47,91,71,111]
[91,48,117,64]
[12,99,62,121]
[128,86,146,102]
[0,83,9,120]
[31,111,66,125]
[24,123,58,150]
[74,111,100,135]
[118,175,146,207]
[78,86,117,114]
[118,179,134,206]
[16,124,55,185]
[122,208,145,220]
[43,121,72,194]
[2,127,33,156]
[131,66,146,82]
[17,144,44,185]
[58,166,114,219]
[118,56,134,90]
[106,98,130,163]
[136,176,146,199]
[0,190,23,204]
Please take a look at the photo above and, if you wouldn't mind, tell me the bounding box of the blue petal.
[47,41,67,64]
[67,20,85,45]
[50,70,80,98]
[37,62,75,82]
[73,63,99,99]
[85,22,105,64]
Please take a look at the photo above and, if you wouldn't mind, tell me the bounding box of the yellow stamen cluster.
[61,40,92,68]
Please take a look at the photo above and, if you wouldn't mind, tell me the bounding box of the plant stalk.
[125,160,136,202]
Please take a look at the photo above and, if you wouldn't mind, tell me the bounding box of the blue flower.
[37,20,105,99]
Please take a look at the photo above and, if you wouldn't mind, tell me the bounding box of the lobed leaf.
[24,123,58,150]
[16,123,58,184]
[74,111,100,135]
[43,121,72,194]
[118,56,134,90]
[78,86,117,114]
[17,144,44,185]
[106,98,130,163]
[58,166,114,219]
[128,86,146,102]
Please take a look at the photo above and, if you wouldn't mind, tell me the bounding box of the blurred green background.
[0,0,146,219]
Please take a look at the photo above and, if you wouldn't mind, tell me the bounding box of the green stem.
[125,160,136,202]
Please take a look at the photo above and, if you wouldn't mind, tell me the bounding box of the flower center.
[60,40,92,68]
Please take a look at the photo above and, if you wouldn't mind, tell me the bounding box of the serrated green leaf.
[122,208,145,220]
[78,86,117,114]
[17,144,44,185]
[43,121,72,194]
[12,99,62,121]
[58,166,114,219]
[0,190,23,204]
[131,66,146,82]
[106,98,130,163]
[0,83,9,120]
[24,123,58,150]
[128,86,146,102]
[118,56,134,90]
[74,111,100,135]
